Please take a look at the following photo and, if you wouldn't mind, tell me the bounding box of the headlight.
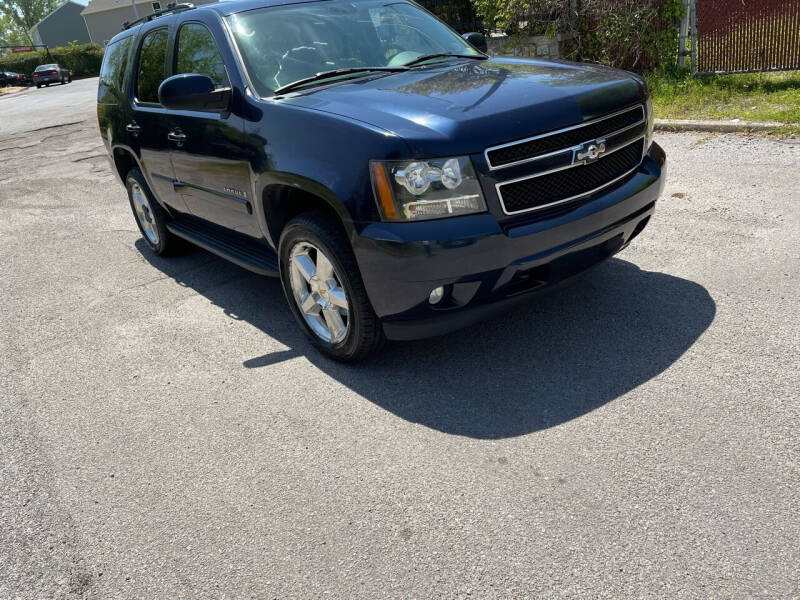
[645,96,654,150]
[371,156,487,221]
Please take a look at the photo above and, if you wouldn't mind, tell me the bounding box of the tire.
[36,84,41,89]
[125,168,180,256]
[67,74,72,83]
[279,211,384,362]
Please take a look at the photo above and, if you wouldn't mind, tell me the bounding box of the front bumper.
[353,143,666,341]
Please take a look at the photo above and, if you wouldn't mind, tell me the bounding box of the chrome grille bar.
[485,105,645,171]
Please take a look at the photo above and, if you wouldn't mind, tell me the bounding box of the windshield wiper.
[402,53,488,68]
[274,67,409,95]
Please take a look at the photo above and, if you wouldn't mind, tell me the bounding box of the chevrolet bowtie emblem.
[576,138,607,163]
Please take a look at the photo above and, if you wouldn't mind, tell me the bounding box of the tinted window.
[98,36,133,104]
[175,23,228,88]
[136,28,168,104]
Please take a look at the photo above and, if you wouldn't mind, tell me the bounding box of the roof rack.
[122,3,195,30]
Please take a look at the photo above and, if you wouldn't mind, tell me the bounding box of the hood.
[285,58,645,157]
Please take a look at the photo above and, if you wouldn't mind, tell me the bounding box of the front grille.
[605,121,646,148]
[486,105,645,169]
[498,138,645,215]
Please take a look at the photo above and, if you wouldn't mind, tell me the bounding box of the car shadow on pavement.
[137,239,716,439]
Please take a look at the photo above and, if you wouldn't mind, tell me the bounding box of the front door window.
[175,23,229,89]
[135,28,168,104]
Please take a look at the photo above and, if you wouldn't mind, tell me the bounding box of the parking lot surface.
[1,78,798,598]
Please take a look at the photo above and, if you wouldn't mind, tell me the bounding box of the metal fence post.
[690,0,697,75]
[678,0,690,69]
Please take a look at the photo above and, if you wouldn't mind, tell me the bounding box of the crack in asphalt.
[27,120,88,134]
[0,131,77,153]
[72,154,107,163]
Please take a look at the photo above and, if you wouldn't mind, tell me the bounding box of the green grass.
[645,70,800,135]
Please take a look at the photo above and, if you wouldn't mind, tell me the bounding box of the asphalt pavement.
[1,78,798,599]
[0,77,98,137]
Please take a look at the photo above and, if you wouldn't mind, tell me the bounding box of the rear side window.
[175,23,228,88]
[98,37,132,104]
[135,28,168,104]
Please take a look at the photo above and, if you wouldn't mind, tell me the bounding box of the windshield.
[227,0,481,96]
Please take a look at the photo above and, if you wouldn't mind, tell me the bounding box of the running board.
[166,220,279,277]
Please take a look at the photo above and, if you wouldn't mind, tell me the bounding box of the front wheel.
[279,212,384,362]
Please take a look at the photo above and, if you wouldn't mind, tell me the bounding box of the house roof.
[81,0,159,17]
[30,0,88,32]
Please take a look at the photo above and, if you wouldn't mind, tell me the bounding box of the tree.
[0,12,28,46]
[0,0,59,45]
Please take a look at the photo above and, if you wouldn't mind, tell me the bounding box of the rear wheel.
[125,168,180,256]
[279,212,384,362]
[36,84,41,89]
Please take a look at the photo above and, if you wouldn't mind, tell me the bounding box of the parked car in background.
[98,0,665,361]
[1,71,31,86]
[33,64,71,88]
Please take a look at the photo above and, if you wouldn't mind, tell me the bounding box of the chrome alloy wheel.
[289,242,350,343]
[131,182,159,245]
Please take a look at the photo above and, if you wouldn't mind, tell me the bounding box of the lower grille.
[498,138,645,216]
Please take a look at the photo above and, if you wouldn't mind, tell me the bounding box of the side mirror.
[462,32,488,54]
[158,73,230,111]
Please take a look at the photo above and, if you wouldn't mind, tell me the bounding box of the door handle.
[125,123,141,135]
[167,131,187,145]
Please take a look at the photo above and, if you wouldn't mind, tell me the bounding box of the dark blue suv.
[97,0,665,361]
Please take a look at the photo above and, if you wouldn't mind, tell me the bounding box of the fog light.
[429,286,445,305]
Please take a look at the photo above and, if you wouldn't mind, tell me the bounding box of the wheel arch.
[111,144,142,183]
[260,175,356,250]
[111,144,175,216]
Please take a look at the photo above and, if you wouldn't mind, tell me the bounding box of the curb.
[655,118,785,133]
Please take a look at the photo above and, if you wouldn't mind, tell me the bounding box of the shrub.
[473,0,564,36]
[471,0,684,72]
[418,0,483,33]
[577,0,684,72]
[0,42,103,77]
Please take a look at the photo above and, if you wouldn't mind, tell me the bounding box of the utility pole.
[131,0,139,19]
